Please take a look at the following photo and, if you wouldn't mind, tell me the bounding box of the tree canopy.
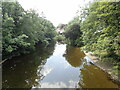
[2,1,56,59]
[64,1,120,74]
[80,1,120,74]
[81,2,120,60]
[64,17,83,46]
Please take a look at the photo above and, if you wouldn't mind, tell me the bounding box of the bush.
[54,35,65,41]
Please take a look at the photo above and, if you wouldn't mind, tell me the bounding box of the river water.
[2,43,118,88]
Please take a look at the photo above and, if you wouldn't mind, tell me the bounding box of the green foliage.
[80,2,120,72]
[112,62,120,75]
[2,1,56,59]
[54,35,65,42]
[64,17,83,47]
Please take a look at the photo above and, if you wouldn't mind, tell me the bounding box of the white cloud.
[40,65,53,76]
[41,82,67,88]
[17,0,92,26]
[33,80,78,88]
[53,44,66,56]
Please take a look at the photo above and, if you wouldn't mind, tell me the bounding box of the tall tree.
[2,1,56,59]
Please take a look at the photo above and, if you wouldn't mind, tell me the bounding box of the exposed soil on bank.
[84,51,120,87]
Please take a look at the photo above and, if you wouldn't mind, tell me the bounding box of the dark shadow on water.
[2,43,119,88]
[2,42,56,88]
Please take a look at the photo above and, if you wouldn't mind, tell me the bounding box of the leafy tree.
[80,1,120,74]
[64,17,83,46]
[2,1,56,59]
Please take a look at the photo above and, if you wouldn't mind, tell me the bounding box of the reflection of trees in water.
[63,45,118,88]
[63,45,85,67]
[2,42,56,88]
[78,65,118,88]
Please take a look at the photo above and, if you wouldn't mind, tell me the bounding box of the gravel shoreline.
[84,51,120,86]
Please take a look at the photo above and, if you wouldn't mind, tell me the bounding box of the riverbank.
[84,51,120,86]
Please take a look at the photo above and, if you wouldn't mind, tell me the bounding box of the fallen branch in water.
[0,59,8,64]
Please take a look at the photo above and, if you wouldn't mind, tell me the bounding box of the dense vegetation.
[64,17,83,46]
[64,1,120,74]
[2,1,56,59]
[81,2,120,74]
[2,1,120,74]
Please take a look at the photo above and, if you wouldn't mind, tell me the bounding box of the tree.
[80,1,120,74]
[2,1,56,59]
[64,17,83,46]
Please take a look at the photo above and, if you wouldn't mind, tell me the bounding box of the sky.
[17,0,92,26]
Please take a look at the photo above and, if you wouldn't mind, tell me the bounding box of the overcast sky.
[17,0,92,26]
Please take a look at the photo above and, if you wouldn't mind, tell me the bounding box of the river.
[2,43,118,88]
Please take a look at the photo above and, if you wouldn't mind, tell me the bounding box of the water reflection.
[63,45,118,88]
[63,45,85,67]
[33,44,80,88]
[2,42,56,88]
[37,80,77,88]
[79,65,118,88]
[2,43,118,88]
